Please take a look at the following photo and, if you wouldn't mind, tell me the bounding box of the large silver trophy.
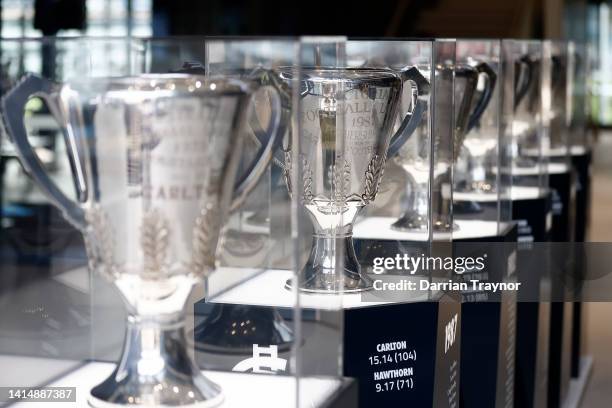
[2,73,278,406]
[281,67,427,293]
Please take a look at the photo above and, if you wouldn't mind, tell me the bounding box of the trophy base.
[89,392,222,408]
[192,304,293,354]
[391,212,458,232]
[89,315,223,408]
[285,273,373,294]
[286,234,373,294]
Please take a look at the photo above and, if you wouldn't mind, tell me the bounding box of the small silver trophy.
[391,62,497,231]
[280,66,427,293]
[2,73,279,407]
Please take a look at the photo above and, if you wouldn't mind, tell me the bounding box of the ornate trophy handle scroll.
[387,66,430,157]
[466,62,497,132]
[1,74,87,230]
[515,55,533,110]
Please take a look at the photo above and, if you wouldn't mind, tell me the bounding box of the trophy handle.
[514,55,533,109]
[466,62,497,132]
[1,74,87,230]
[230,69,286,212]
[242,67,291,169]
[387,66,430,157]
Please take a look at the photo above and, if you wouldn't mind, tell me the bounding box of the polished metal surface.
[281,67,421,293]
[2,73,261,406]
[392,62,495,231]
[89,314,224,407]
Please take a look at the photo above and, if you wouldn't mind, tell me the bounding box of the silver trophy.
[456,60,499,194]
[392,62,496,230]
[280,66,427,293]
[2,73,279,407]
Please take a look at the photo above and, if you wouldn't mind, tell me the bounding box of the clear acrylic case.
[451,39,516,408]
[0,37,354,408]
[0,38,142,405]
[289,38,461,408]
[502,39,550,195]
[542,40,571,166]
[568,41,591,154]
[452,39,513,237]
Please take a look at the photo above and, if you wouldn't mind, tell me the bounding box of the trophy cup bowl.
[2,73,272,407]
[280,67,425,293]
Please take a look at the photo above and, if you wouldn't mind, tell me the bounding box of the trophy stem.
[89,312,223,407]
[392,178,430,231]
[287,232,372,294]
[392,178,456,232]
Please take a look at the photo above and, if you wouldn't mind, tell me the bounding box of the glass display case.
[543,41,571,164]
[452,39,513,236]
[568,41,591,154]
[567,40,592,382]
[284,37,462,407]
[448,39,516,408]
[0,38,143,406]
[504,40,550,192]
[0,37,355,408]
[500,39,553,408]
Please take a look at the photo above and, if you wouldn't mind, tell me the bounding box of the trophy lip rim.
[64,73,256,94]
[277,66,401,82]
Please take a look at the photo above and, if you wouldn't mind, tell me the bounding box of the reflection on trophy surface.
[3,73,263,407]
[281,67,424,293]
[392,62,495,231]
[512,55,541,168]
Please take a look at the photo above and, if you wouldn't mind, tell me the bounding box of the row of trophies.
[0,37,588,407]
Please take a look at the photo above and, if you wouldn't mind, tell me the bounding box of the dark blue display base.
[343,294,461,408]
[194,294,461,408]
[455,224,518,408]
[548,169,575,408]
[513,193,552,408]
[570,152,591,380]
[515,302,550,408]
